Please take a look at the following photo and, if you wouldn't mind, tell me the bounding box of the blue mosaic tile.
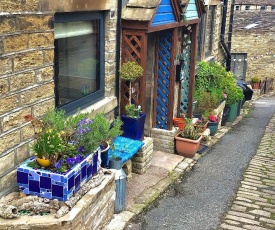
[17,149,100,201]
[17,171,28,184]
[40,176,51,189]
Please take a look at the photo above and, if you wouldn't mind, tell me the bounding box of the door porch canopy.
[121,0,205,117]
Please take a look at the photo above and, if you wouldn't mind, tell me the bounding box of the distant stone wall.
[0,0,118,196]
[231,30,275,82]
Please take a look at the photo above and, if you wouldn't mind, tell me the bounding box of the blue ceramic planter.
[207,121,219,136]
[17,150,99,201]
[121,113,146,140]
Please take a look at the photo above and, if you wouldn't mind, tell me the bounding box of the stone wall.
[0,0,118,196]
[231,30,275,82]
[0,173,115,230]
[151,128,179,154]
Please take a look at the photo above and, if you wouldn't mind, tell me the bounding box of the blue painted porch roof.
[122,0,200,25]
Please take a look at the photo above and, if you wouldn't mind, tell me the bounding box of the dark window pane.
[55,20,100,106]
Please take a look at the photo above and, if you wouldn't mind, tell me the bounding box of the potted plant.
[119,61,145,140]
[175,118,203,158]
[194,115,209,133]
[18,110,122,201]
[207,114,220,136]
[87,112,123,168]
[251,76,260,89]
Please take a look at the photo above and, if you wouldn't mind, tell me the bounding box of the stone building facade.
[231,11,275,81]
[234,0,275,11]
[0,0,119,196]
[197,0,232,64]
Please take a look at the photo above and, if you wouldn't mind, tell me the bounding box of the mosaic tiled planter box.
[17,150,100,201]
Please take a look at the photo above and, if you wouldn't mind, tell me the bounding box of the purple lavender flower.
[78,146,85,153]
[55,160,62,169]
[66,157,75,165]
[75,154,82,163]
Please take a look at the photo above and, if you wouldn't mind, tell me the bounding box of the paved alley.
[219,105,275,229]
[124,95,275,230]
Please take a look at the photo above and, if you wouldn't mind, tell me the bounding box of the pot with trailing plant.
[175,118,203,158]
[119,61,146,140]
[207,114,220,136]
[194,115,209,133]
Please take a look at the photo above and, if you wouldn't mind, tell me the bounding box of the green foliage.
[181,118,200,140]
[119,61,144,82]
[251,76,260,83]
[125,104,142,118]
[26,109,123,172]
[195,61,244,107]
[225,84,244,105]
[194,89,220,115]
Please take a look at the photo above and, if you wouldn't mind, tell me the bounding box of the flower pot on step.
[121,113,146,140]
[175,133,202,158]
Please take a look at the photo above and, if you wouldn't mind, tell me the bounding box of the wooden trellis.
[154,29,175,129]
[120,31,147,115]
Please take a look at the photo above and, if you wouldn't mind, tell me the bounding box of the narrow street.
[126,95,275,230]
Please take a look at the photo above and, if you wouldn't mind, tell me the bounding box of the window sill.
[80,96,118,115]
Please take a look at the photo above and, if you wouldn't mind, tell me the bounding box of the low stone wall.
[0,173,115,230]
[132,137,153,174]
[151,128,179,154]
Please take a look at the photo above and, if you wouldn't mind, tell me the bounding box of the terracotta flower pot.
[252,82,259,89]
[173,118,186,131]
[175,133,202,158]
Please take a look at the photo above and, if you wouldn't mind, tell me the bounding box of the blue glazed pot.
[121,113,146,140]
[207,121,219,136]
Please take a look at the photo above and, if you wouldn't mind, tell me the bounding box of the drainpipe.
[115,0,122,116]
[220,0,231,71]
[228,0,235,52]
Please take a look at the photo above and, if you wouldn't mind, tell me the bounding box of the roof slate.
[126,0,161,8]
[122,8,156,21]
[233,11,275,31]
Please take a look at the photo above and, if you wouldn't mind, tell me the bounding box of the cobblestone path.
[219,114,275,230]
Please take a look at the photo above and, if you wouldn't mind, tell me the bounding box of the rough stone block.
[123,160,132,181]
[0,169,17,193]
[1,0,38,12]
[21,83,54,105]
[44,49,54,64]
[10,71,35,92]
[0,56,12,75]
[2,107,32,132]
[4,34,28,52]
[0,152,15,175]
[35,66,54,83]
[21,123,35,141]
[0,16,16,34]
[17,15,52,31]
[0,130,20,153]
[29,32,54,48]
[33,99,55,117]
[14,51,44,71]
[0,78,9,95]
[16,144,29,164]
